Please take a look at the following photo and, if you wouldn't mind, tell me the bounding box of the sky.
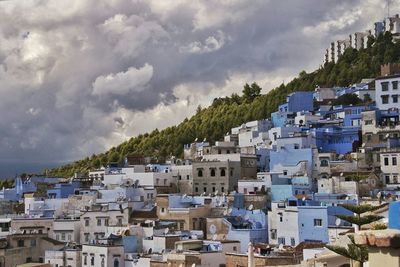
[0,0,397,177]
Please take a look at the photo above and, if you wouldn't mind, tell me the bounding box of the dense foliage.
[47,32,400,177]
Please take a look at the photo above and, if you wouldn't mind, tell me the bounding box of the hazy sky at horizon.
[0,0,398,177]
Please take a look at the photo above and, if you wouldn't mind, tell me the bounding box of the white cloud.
[92,64,153,95]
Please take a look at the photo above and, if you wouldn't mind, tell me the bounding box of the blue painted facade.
[313,126,360,154]
[389,201,400,230]
[47,181,80,199]
[123,236,141,253]
[271,184,311,201]
[279,92,314,113]
[298,206,329,243]
[269,146,314,177]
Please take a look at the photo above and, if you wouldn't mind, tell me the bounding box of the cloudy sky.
[0,0,396,176]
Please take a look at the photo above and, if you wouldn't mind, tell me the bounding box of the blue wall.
[389,202,400,230]
[298,206,329,243]
[313,126,360,154]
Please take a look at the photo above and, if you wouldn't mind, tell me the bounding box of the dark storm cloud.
[0,0,394,165]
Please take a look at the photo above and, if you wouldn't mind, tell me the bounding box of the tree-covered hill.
[47,32,400,177]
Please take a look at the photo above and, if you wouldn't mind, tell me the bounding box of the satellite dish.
[164,228,169,235]
[182,194,187,198]
[228,208,233,214]
[248,204,254,211]
[209,224,217,235]
[223,210,228,216]
[212,234,217,241]
[244,214,250,221]
[278,243,284,250]
[302,197,306,202]
[215,190,218,195]
[335,218,341,226]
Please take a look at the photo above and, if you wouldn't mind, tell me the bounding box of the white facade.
[381,151,400,187]
[45,249,81,267]
[51,219,82,243]
[82,244,124,267]
[375,76,400,110]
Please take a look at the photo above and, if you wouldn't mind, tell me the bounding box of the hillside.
[47,32,400,178]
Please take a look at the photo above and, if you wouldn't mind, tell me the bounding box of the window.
[17,240,24,247]
[195,187,198,193]
[178,175,181,180]
[210,169,216,177]
[278,237,285,245]
[113,259,119,267]
[233,246,237,251]
[212,187,216,193]
[84,233,89,242]
[97,219,101,226]
[320,159,329,167]
[366,134,372,141]
[203,187,207,193]
[61,232,65,241]
[393,157,397,166]
[101,258,105,267]
[83,255,88,265]
[294,144,299,149]
[91,256,94,266]
[30,239,36,247]
[118,218,123,226]
[382,95,389,104]
[314,219,323,227]
[386,175,390,184]
[218,149,221,154]
[365,120,373,125]
[85,219,89,227]
[393,81,398,90]
[379,134,385,141]
[221,187,225,192]
[382,82,389,91]
[220,169,226,176]
[105,218,109,226]
[283,170,288,176]
[186,175,190,180]
[197,169,203,177]
[394,175,398,184]
[270,229,277,240]
[279,216,283,222]
[384,157,389,166]
[291,238,295,246]
[68,234,71,241]
[393,95,398,103]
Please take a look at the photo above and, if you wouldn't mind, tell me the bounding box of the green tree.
[242,82,262,101]
[332,93,362,106]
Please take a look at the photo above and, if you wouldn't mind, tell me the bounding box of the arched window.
[320,159,329,167]
[210,169,216,177]
[220,169,226,176]
[197,169,203,177]
[114,259,119,267]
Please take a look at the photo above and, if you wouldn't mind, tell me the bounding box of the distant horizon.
[0,161,64,180]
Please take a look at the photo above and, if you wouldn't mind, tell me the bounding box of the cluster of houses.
[0,62,400,267]
[325,14,400,63]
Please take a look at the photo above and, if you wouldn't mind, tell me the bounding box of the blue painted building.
[312,126,361,155]
[47,181,80,199]
[278,92,314,113]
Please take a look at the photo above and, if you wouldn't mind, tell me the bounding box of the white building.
[80,202,130,244]
[380,150,400,188]
[375,75,400,110]
[45,246,82,267]
[82,243,124,267]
